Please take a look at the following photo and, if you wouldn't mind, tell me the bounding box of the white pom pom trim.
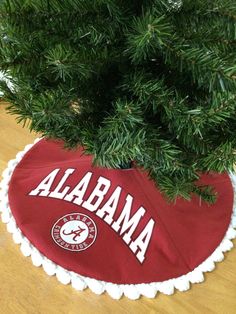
[71,273,88,291]
[0,138,236,300]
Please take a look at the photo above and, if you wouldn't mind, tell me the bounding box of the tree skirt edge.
[0,138,236,300]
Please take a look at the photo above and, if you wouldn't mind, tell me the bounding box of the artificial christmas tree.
[0,0,236,299]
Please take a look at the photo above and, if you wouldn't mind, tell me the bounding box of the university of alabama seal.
[51,213,97,251]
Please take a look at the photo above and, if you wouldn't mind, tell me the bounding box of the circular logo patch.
[51,213,97,251]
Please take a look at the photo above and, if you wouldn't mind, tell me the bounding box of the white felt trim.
[0,138,236,300]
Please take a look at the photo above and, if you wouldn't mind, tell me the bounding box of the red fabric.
[8,139,233,284]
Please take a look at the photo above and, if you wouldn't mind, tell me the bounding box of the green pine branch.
[1,0,236,204]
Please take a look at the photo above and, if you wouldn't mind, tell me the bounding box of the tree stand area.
[0,138,236,300]
[0,0,236,303]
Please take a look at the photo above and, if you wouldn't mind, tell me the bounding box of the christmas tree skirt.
[1,138,236,300]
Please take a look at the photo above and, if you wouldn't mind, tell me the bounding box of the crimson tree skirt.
[0,138,236,300]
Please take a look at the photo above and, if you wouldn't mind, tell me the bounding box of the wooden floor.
[0,103,236,314]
